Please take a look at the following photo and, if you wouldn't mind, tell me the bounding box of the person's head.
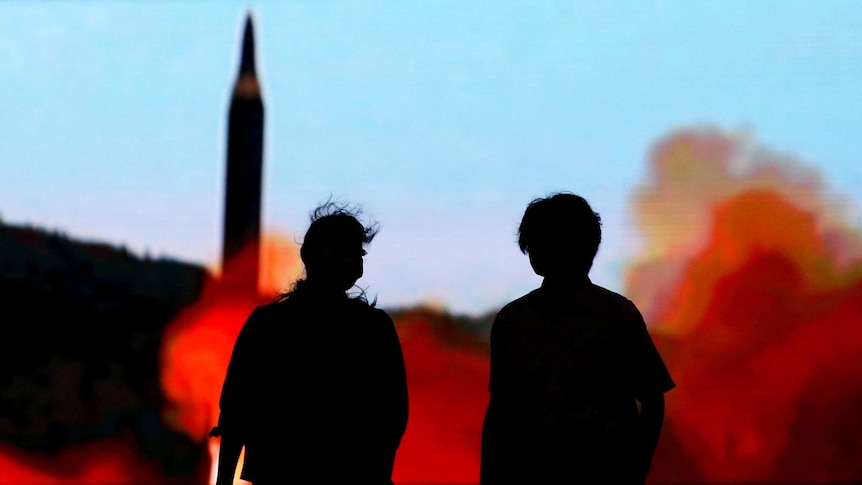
[299,201,379,293]
[517,192,602,279]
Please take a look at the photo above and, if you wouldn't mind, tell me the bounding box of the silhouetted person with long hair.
[480,192,675,485]
[211,201,408,485]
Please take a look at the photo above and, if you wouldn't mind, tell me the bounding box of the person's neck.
[298,278,349,299]
[541,274,591,292]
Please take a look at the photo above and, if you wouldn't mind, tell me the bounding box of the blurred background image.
[2,2,862,484]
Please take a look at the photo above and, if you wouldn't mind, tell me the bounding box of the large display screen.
[2,3,861,484]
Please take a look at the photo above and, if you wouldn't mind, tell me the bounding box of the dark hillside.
[0,221,210,475]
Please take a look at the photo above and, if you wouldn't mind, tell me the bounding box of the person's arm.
[372,310,409,482]
[479,396,504,485]
[625,300,674,485]
[213,430,243,485]
[210,307,264,485]
[634,392,665,484]
[385,313,409,445]
[480,311,511,485]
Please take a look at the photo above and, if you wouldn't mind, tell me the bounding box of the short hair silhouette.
[517,192,602,278]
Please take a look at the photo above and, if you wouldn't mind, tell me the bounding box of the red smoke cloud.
[629,127,862,483]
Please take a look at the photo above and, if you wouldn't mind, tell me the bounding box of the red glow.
[0,439,178,485]
[391,311,490,484]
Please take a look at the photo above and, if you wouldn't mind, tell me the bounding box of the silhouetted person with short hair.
[480,192,675,485]
[211,201,408,485]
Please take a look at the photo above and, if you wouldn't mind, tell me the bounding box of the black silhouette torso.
[481,278,674,484]
[216,286,408,484]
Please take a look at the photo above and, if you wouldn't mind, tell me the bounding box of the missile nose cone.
[239,13,256,75]
[234,12,261,99]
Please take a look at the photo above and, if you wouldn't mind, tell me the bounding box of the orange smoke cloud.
[628,127,862,483]
[626,127,861,327]
[160,230,300,442]
[159,290,260,442]
[258,230,303,299]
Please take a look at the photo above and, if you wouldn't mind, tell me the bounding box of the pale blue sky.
[2,1,861,314]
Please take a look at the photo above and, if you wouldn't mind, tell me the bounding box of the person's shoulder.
[498,289,537,311]
[587,282,642,317]
[370,307,398,330]
[354,304,399,342]
[588,282,634,305]
[255,300,287,315]
[243,301,284,324]
[345,296,379,312]
[496,288,542,321]
[344,298,395,324]
[233,302,283,340]
[252,297,315,323]
[366,304,392,319]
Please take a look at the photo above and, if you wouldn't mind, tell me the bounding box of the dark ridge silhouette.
[0,220,209,477]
